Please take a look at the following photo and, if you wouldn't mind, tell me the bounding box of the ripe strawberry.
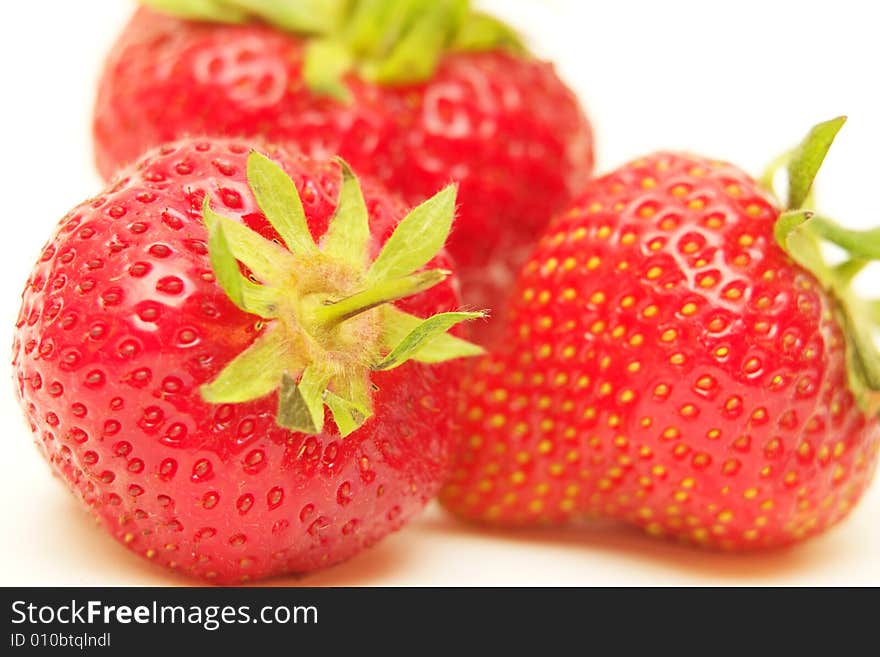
[92,1,595,326]
[13,136,483,583]
[441,118,880,549]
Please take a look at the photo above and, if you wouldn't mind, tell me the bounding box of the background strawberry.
[441,118,880,549]
[13,136,482,583]
[92,1,595,331]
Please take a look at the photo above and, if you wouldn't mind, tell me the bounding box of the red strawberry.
[92,1,595,329]
[441,118,880,549]
[13,136,483,583]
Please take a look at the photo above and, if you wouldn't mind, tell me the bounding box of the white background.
[1,0,879,585]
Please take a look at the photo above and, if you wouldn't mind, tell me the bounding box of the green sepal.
[870,301,880,326]
[321,159,370,269]
[774,210,831,283]
[140,0,249,23]
[452,11,524,53]
[226,0,347,34]
[786,116,847,209]
[143,0,345,34]
[246,152,317,255]
[202,198,296,284]
[374,311,484,370]
[303,38,354,102]
[277,367,332,434]
[838,303,880,391]
[367,184,456,283]
[325,372,373,436]
[324,393,366,437]
[365,0,466,85]
[343,0,410,56]
[382,306,485,363]
[200,325,293,403]
[204,212,283,317]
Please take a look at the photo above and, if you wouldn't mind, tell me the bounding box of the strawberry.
[441,118,880,549]
[92,1,595,329]
[12,136,483,583]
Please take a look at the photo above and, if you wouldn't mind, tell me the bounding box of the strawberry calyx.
[139,0,523,100]
[769,116,880,413]
[200,152,485,436]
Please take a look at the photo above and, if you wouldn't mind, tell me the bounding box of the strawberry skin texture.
[13,138,462,583]
[441,153,880,549]
[93,8,594,313]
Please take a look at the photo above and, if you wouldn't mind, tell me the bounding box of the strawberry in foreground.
[93,0,595,328]
[441,118,880,549]
[13,137,483,582]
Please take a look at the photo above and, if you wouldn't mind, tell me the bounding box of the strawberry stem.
[315,269,450,325]
[199,153,484,437]
[772,117,880,412]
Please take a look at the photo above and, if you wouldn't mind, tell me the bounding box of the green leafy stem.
[140,0,524,100]
[200,151,484,437]
[769,116,880,410]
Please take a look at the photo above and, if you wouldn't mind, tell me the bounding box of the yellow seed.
[661,329,677,342]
